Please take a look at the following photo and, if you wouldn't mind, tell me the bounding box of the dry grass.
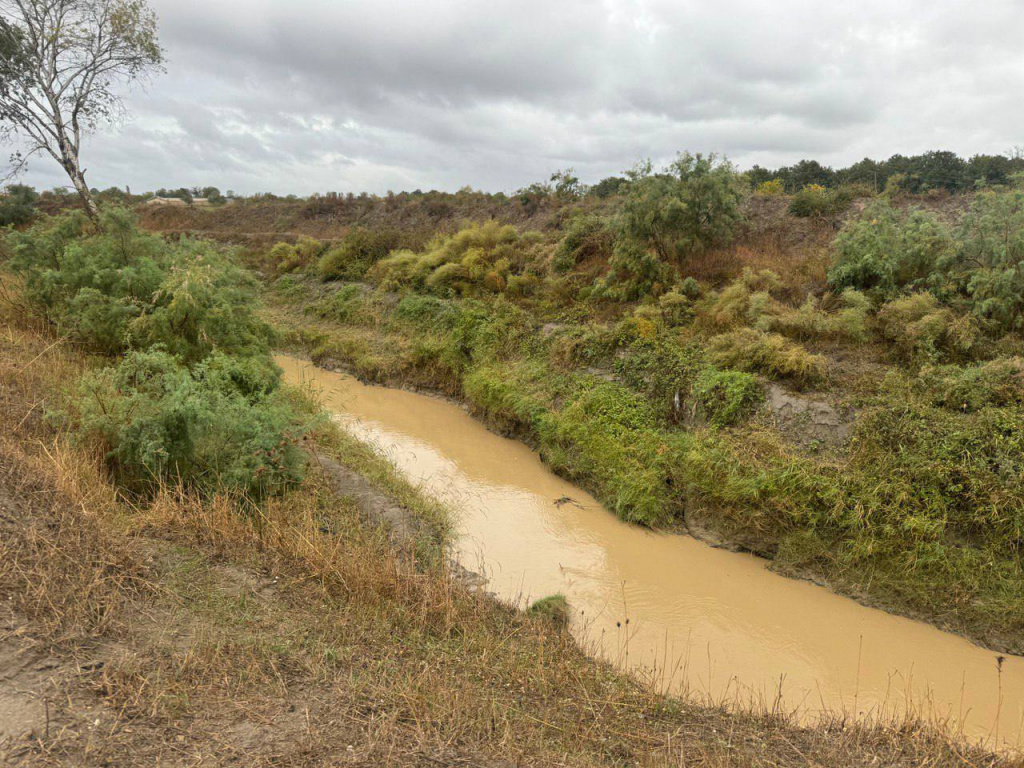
[679,196,834,297]
[0,292,1018,766]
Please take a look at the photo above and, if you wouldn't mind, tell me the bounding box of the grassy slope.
[263,281,1024,655]
[1,298,1012,766]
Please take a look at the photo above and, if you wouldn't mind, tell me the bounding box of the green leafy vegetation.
[5,209,312,497]
[829,187,1024,340]
[256,162,1024,652]
[691,368,764,427]
[708,328,828,388]
[617,152,744,266]
[67,349,312,496]
[372,220,535,296]
[269,235,325,274]
[551,215,613,273]
[527,594,570,627]
[876,293,982,363]
[317,226,421,281]
[788,184,853,218]
[828,200,953,297]
[951,186,1024,332]
[0,183,38,226]
[7,208,272,362]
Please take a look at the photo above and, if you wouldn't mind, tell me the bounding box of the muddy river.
[277,354,1023,748]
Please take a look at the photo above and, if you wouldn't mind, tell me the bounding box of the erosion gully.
[277,354,1023,750]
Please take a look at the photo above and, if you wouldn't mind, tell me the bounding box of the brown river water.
[277,354,1024,749]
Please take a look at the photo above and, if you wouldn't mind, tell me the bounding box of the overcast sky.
[10,0,1024,195]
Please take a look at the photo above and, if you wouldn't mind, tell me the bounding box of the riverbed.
[277,354,1023,748]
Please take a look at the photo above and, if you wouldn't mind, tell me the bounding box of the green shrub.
[552,216,613,273]
[758,290,872,343]
[917,358,1024,412]
[9,209,160,339]
[947,187,1024,333]
[755,179,785,196]
[613,335,704,417]
[701,269,782,329]
[426,261,472,296]
[317,227,407,281]
[876,293,981,363]
[66,349,313,497]
[130,243,272,365]
[656,290,694,325]
[0,184,38,227]
[827,188,1024,337]
[690,368,763,427]
[505,272,540,297]
[528,594,570,628]
[679,276,702,300]
[370,221,520,296]
[827,201,953,297]
[371,249,434,291]
[705,269,868,344]
[708,329,827,388]
[268,242,298,272]
[590,175,628,198]
[592,239,672,301]
[788,184,853,217]
[295,236,325,261]
[271,236,324,274]
[618,152,745,265]
[7,209,271,364]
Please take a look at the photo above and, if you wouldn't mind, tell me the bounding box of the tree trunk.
[69,167,99,222]
[60,142,99,222]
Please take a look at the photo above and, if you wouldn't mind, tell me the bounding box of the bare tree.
[0,0,163,219]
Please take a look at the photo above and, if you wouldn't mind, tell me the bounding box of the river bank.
[4,271,1016,766]
[263,274,1024,658]
[277,353,1024,750]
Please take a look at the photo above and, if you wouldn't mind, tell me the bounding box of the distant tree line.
[2,150,1020,231]
[540,151,1024,204]
[745,150,1024,194]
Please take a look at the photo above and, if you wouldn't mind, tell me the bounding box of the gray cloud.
[9,0,1024,194]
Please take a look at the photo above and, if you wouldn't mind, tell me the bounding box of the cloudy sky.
[11,0,1024,195]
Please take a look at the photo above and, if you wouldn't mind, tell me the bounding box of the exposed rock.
[582,366,620,383]
[765,384,853,449]
[684,500,776,557]
[313,454,423,550]
[312,453,491,592]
